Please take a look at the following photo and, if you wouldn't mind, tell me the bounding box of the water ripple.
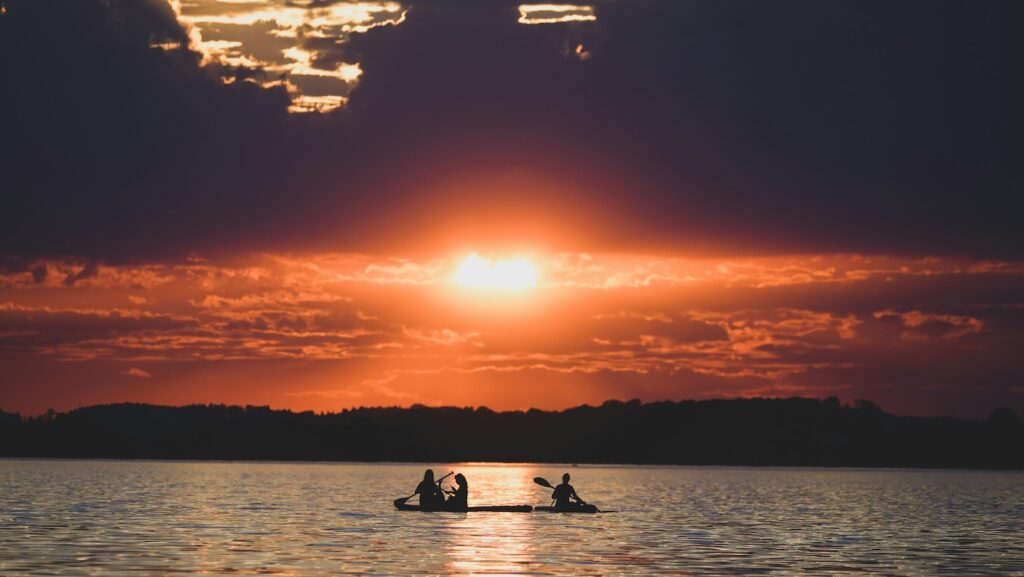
[0,461,1021,575]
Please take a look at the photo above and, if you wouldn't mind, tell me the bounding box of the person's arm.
[571,486,585,505]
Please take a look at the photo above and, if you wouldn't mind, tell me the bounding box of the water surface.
[1,460,1022,575]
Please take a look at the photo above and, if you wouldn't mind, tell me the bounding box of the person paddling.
[443,473,469,511]
[551,473,586,508]
[414,469,446,508]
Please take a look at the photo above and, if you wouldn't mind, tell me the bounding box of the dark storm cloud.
[0,0,299,259]
[2,0,1023,259]
[340,0,1024,256]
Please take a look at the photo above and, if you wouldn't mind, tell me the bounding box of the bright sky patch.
[163,0,405,113]
[518,4,596,25]
[454,253,539,291]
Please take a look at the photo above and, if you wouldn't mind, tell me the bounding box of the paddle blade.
[394,495,413,507]
[533,477,554,489]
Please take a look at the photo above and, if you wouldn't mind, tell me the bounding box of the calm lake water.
[0,460,1022,576]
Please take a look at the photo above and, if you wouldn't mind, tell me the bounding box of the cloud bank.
[2,0,1022,258]
[2,253,1022,417]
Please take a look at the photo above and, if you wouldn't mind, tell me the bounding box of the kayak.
[394,503,533,512]
[534,504,599,514]
[394,500,532,512]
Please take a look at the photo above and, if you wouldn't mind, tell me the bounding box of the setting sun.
[454,253,538,290]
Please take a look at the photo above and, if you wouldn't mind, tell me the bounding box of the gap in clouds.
[161,1,597,112]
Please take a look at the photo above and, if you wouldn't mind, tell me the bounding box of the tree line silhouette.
[0,398,1020,468]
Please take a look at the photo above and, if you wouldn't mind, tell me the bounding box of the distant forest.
[1,398,1021,469]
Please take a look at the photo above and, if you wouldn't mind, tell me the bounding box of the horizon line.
[5,395,1018,422]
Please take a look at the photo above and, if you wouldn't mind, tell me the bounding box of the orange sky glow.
[3,251,1021,417]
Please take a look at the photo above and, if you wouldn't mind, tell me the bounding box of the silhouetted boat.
[393,499,532,512]
[534,504,599,513]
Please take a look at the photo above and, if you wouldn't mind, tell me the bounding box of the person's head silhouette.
[563,473,571,483]
[454,473,466,486]
[423,469,435,483]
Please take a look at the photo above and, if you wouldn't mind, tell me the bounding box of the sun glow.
[454,253,538,290]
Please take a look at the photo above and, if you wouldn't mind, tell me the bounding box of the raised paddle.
[533,477,558,507]
[395,471,455,506]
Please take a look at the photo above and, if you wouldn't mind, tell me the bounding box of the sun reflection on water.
[445,512,536,576]
[441,464,540,576]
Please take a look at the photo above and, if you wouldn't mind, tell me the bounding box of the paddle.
[395,471,454,506]
[533,477,558,507]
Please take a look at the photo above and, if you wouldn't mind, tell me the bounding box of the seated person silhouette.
[443,473,469,511]
[551,473,586,508]
[414,469,445,508]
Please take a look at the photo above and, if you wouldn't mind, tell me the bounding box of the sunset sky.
[1,0,1022,417]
